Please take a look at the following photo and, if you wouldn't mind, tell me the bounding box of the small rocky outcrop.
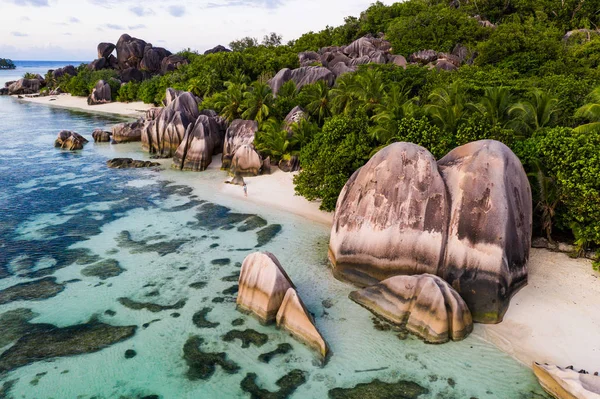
[52,65,77,79]
[227,173,245,186]
[230,145,262,177]
[54,130,88,150]
[87,80,112,105]
[140,46,172,74]
[161,54,189,74]
[268,67,335,96]
[349,274,473,343]
[106,158,160,169]
[142,91,200,157]
[276,288,329,358]
[330,142,449,287]
[222,119,258,170]
[278,156,300,173]
[92,129,111,142]
[119,67,145,83]
[172,115,224,171]
[7,78,42,95]
[330,140,532,324]
[204,45,231,55]
[98,42,116,59]
[112,120,145,143]
[409,50,440,64]
[533,363,600,399]
[236,252,294,323]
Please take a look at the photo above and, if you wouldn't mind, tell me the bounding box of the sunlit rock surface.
[533,363,600,399]
[222,119,258,170]
[54,130,88,150]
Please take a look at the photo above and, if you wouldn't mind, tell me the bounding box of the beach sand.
[16,93,153,117]
[24,96,600,374]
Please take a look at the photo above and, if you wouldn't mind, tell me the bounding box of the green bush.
[117,82,140,103]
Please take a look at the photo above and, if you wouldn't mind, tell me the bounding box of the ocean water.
[0,63,549,399]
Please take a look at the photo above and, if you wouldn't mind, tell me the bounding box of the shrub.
[117,82,140,103]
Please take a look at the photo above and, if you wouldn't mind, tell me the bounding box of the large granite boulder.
[54,131,88,151]
[116,34,147,70]
[98,42,116,59]
[533,363,600,399]
[283,106,307,136]
[8,78,41,95]
[437,140,531,323]
[88,80,111,105]
[343,37,378,58]
[161,55,188,74]
[92,129,111,143]
[88,58,107,71]
[349,274,473,343]
[52,65,77,79]
[119,67,144,83]
[111,120,145,143]
[204,45,231,55]
[298,51,320,67]
[172,115,223,171]
[0,88,8,96]
[142,91,199,157]
[140,46,171,73]
[230,144,262,177]
[329,142,449,287]
[331,63,356,78]
[276,288,329,358]
[222,119,258,170]
[268,67,335,95]
[236,252,294,324]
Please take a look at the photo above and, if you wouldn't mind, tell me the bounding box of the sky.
[0,0,396,61]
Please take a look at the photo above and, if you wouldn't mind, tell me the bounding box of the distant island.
[0,58,16,70]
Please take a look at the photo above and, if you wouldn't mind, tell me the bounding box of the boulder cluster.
[330,140,532,330]
[236,252,329,359]
[54,130,88,151]
[2,76,45,96]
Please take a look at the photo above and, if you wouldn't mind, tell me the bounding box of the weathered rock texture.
[112,120,144,143]
[330,142,449,287]
[55,130,88,150]
[106,158,160,169]
[533,363,600,399]
[230,145,262,177]
[236,252,294,324]
[172,115,224,171]
[7,78,42,95]
[92,129,111,143]
[88,80,111,105]
[349,274,473,343]
[283,106,307,136]
[222,119,258,170]
[437,140,531,323]
[276,288,329,357]
[329,140,532,324]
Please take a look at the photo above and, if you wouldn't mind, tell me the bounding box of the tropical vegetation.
[0,58,16,70]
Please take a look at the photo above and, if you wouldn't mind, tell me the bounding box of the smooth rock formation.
[140,46,171,73]
[230,145,262,177]
[8,78,41,95]
[204,45,231,55]
[278,155,300,173]
[88,58,107,71]
[236,252,294,324]
[52,65,77,79]
[54,131,88,150]
[268,66,335,95]
[119,67,144,83]
[98,42,116,59]
[161,55,188,74]
[329,142,449,287]
[437,140,532,323]
[276,288,328,358]
[222,119,258,170]
[116,34,147,70]
[172,115,222,171]
[533,363,600,399]
[112,120,144,143]
[106,158,160,169]
[349,274,473,343]
[88,80,111,105]
[92,129,111,143]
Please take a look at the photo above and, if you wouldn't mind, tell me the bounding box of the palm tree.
[302,81,332,124]
[228,70,250,86]
[469,86,514,127]
[289,119,319,152]
[424,81,467,134]
[528,160,561,242]
[352,68,386,114]
[242,82,273,124]
[370,84,419,143]
[329,73,360,115]
[255,119,290,162]
[574,87,600,133]
[214,81,246,122]
[508,89,560,135]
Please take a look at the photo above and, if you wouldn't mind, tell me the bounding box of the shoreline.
[16,94,600,375]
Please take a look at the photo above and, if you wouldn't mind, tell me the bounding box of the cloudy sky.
[0,0,395,61]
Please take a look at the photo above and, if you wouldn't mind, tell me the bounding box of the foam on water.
[0,95,549,398]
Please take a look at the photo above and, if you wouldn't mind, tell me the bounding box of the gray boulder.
[52,65,77,79]
[92,129,111,143]
[140,46,171,73]
[119,67,144,83]
[172,115,224,171]
[116,34,147,70]
[283,106,307,136]
[107,158,160,169]
[221,119,258,170]
[88,80,111,105]
[204,45,231,55]
[112,120,145,143]
[88,58,107,71]
[8,79,41,95]
[278,155,300,173]
[98,42,116,59]
[388,55,407,69]
[230,144,262,177]
[409,50,439,64]
[55,130,88,151]
[330,62,357,78]
[298,51,320,67]
[268,66,335,95]
[161,55,188,74]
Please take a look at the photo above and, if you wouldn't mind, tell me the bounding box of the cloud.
[129,5,154,16]
[106,24,125,30]
[128,24,146,30]
[20,16,30,21]
[167,5,185,17]
[206,0,284,9]
[11,31,29,37]
[69,17,81,23]
[9,0,49,6]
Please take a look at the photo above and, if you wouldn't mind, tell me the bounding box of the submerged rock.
[0,319,136,373]
[92,129,111,143]
[437,140,531,323]
[81,259,125,280]
[329,142,448,287]
[328,379,429,399]
[106,158,160,169]
[533,363,600,399]
[54,130,88,150]
[118,297,186,312]
[192,307,220,328]
[0,277,65,305]
[222,329,268,348]
[236,252,294,323]
[183,336,239,381]
[256,224,282,247]
[349,274,473,343]
[241,370,307,399]
[276,288,328,358]
[258,343,293,363]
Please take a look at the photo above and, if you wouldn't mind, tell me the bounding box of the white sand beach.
[23,96,600,374]
[16,93,153,117]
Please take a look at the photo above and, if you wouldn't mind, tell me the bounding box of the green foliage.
[394,117,451,159]
[117,82,140,103]
[294,114,374,211]
[230,37,259,52]
[0,58,16,69]
[23,72,37,79]
[63,68,120,97]
[138,76,162,105]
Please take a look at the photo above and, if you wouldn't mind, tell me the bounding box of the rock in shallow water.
[183,336,239,381]
[0,277,65,305]
[328,379,429,399]
[241,370,307,399]
[349,274,473,343]
[54,130,88,150]
[92,129,111,143]
[533,363,600,399]
[106,158,160,169]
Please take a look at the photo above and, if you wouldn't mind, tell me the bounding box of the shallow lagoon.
[0,93,549,398]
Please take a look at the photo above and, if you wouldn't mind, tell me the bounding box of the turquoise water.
[0,65,548,399]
